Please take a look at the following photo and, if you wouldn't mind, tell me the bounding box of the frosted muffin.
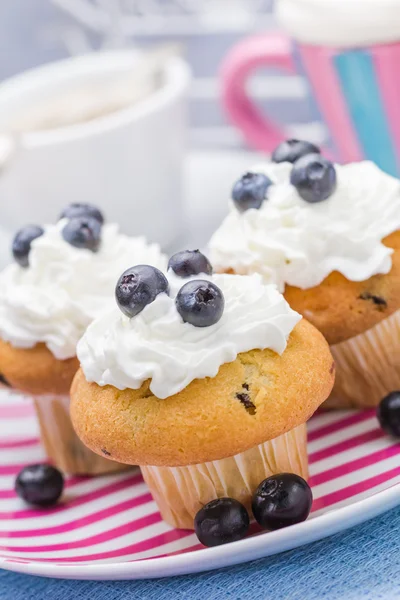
[70,252,334,528]
[209,145,400,408]
[0,204,166,474]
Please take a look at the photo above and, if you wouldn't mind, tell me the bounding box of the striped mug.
[220,33,400,176]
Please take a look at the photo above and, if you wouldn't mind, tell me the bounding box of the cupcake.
[209,143,400,408]
[70,250,334,529]
[0,204,166,474]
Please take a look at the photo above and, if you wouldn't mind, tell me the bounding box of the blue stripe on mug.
[292,43,336,157]
[334,50,397,176]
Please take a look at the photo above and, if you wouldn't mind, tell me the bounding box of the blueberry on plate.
[271,139,320,164]
[62,216,102,252]
[12,225,44,268]
[15,464,64,507]
[194,497,249,547]
[176,280,224,327]
[290,153,337,203]
[252,473,313,530]
[59,202,104,224]
[168,250,212,278]
[377,391,400,438]
[232,172,272,213]
[115,265,169,318]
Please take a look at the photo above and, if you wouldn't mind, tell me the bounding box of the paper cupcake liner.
[33,394,129,475]
[141,424,308,530]
[326,309,400,409]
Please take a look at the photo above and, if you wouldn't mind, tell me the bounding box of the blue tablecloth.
[1,504,400,600]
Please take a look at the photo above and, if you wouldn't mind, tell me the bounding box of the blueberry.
[168,250,213,278]
[59,202,104,224]
[252,473,313,530]
[62,216,102,252]
[15,464,64,507]
[377,391,400,437]
[272,139,320,164]
[12,225,44,267]
[290,153,337,203]
[232,172,272,213]
[176,280,224,327]
[194,497,249,547]
[115,265,169,318]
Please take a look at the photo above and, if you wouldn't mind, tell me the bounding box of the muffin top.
[77,265,301,399]
[209,158,400,293]
[0,205,166,360]
[71,252,334,465]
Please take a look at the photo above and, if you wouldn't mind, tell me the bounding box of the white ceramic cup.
[0,51,190,250]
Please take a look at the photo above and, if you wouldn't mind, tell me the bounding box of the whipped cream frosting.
[209,161,400,292]
[0,221,166,359]
[77,272,301,399]
[276,0,400,48]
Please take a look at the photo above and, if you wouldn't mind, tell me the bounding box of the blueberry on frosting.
[271,139,320,164]
[168,250,212,278]
[290,153,337,203]
[176,279,224,327]
[59,202,104,225]
[115,265,169,318]
[62,216,102,252]
[12,225,44,268]
[232,172,272,213]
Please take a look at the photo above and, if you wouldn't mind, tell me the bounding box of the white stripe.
[312,454,400,499]
[0,519,175,559]
[0,446,45,466]
[308,417,377,453]
[307,411,354,433]
[312,475,400,517]
[0,419,39,440]
[310,437,398,476]
[0,499,159,548]
[0,480,149,530]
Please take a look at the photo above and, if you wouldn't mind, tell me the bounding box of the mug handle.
[220,33,296,153]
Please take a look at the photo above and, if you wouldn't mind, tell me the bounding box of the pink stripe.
[308,410,374,442]
[0,511,161,553]
[0,438,39,450]
[299,44,363,162]
[0,464,39,476]
[18,529,194,563]
[0,472,144,520]
[0,404,34,419]
[309,428,384,464]
[0,492,153,538]
[310,442,400,487]
[312,465,400,511]
[373,43,400,170]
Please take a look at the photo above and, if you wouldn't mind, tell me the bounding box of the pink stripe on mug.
[220,33,296,152]
[297,45,362,162]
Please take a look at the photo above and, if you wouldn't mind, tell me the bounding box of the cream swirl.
[77,273,301,399]
[209,161,400,292]
[0,221,166,359]
[276,0,400,47]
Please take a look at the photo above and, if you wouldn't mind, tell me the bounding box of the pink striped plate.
[1,391,400,580]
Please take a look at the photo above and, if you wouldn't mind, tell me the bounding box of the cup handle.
[220,33,296,153]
